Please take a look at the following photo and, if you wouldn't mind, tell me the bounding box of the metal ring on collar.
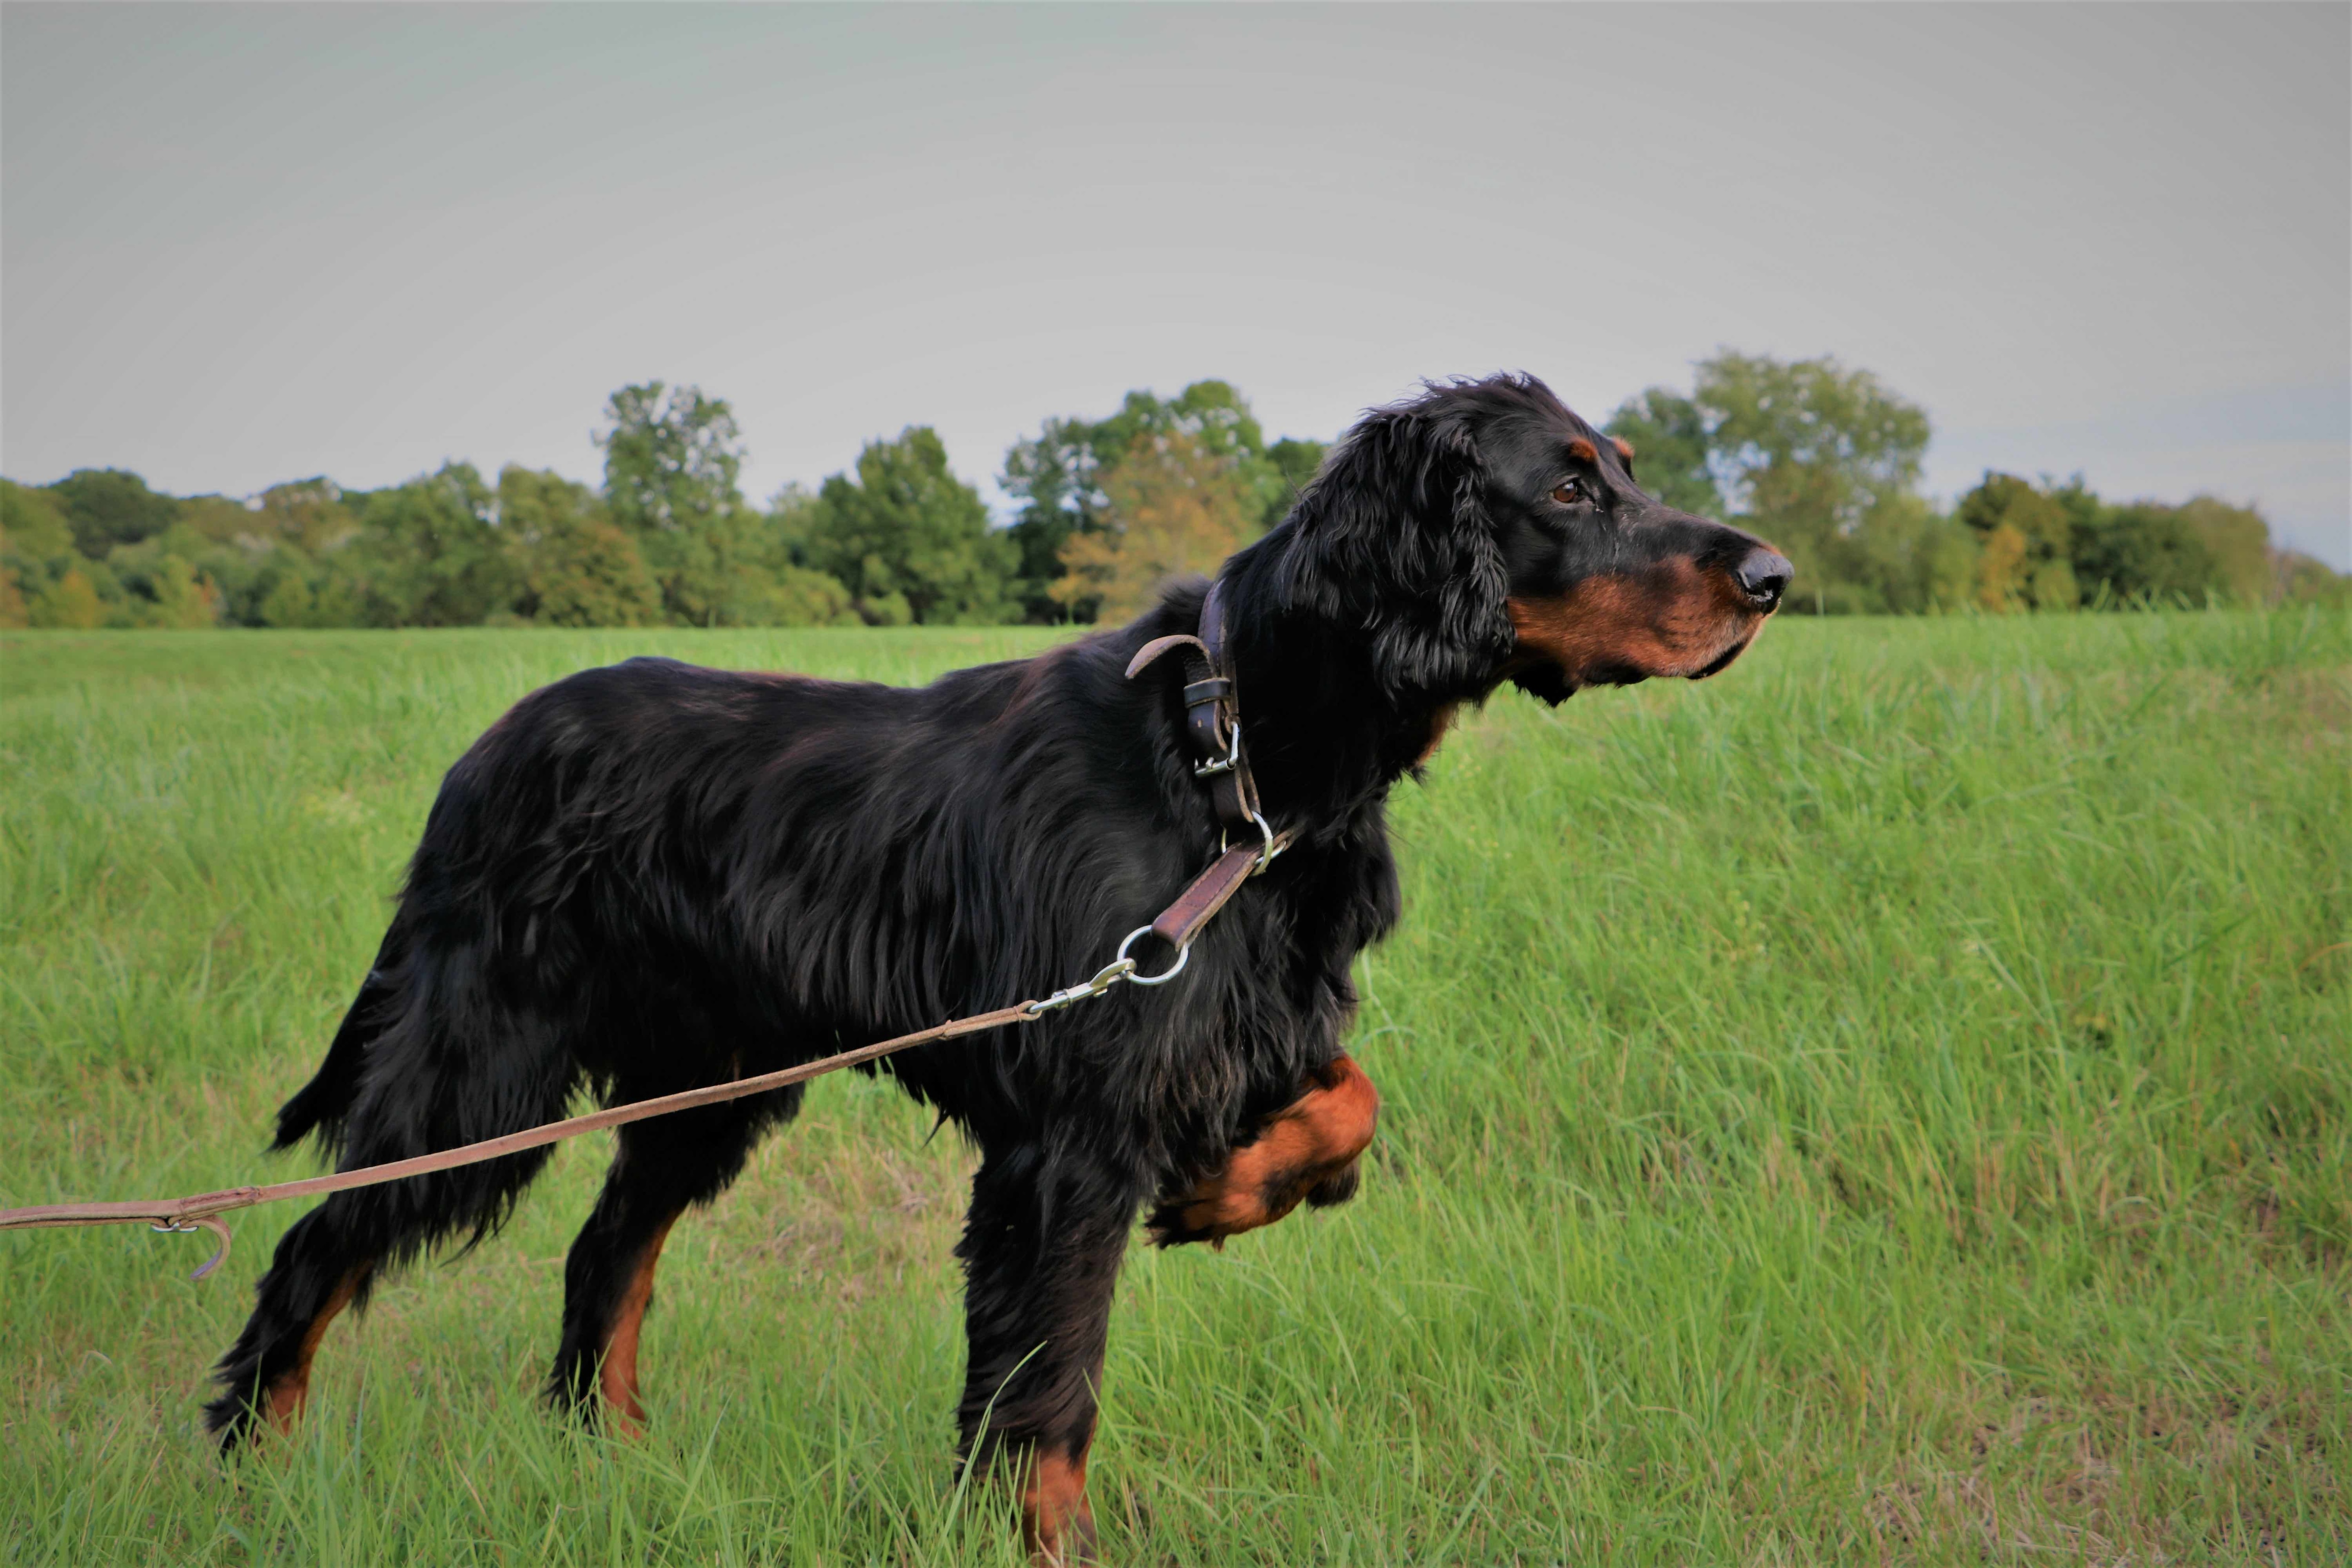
[1221,809,1279,873]
[1115,925,1192,985]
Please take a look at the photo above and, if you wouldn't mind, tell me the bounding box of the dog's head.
[1274,374,1789,705]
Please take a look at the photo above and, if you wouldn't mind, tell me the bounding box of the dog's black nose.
[1732,548,1792,610]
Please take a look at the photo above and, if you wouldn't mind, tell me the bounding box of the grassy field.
[3,612,2346,1566]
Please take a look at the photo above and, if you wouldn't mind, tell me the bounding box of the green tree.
[1700,354,1931,576]
[1842,491,1980,615]
[1054,429,1256,621]
[2177,497,2272,606]
[598,382,745,534]
[745,565,862,627]
[1003,414,1111,622]
[747,486,862,628]
[2,478,75,558]
[2277,551,2352,607]
[1957,472,2079,611]
[139,555,222,628]
[172,493,268,549]
[2070,501,2221,605]
[500,466,662,628]
[1607,353,1944,613]
[2,479,79,625]
[29,568,106,629]
[249,478,360,556]
[596,381,764,624]
[141,494,283,626]
[1002,380,1307,622]
[345,464,520,626]
[47,468,180,557]
[807,427,1014,625]
[256,571,324,629]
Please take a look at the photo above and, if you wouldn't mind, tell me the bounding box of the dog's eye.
[1549,480,1586,506]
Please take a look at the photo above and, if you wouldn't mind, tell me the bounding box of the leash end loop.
[152,1215,234,1281]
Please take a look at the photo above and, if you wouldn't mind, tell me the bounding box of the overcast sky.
[5,3,2347,566]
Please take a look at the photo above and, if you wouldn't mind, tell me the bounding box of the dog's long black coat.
[208,374,1785,1560]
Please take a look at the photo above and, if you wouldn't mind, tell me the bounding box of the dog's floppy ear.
[1273,403,1512,698]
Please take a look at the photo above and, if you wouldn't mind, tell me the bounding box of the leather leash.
[0,582,1285,1283]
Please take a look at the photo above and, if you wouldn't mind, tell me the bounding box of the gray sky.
[6,3,2347,566]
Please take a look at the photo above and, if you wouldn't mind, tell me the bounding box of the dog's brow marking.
[1612,437,1635,461]
[1567,437,1598,463]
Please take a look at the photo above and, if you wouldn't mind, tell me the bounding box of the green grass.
[3,612,2346,1566]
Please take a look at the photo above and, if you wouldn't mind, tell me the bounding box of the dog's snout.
[1732,548,1792,611]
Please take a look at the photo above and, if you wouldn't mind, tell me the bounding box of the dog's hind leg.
[207,995,581,1451]
[203,1210,376,1445]
[205,1143,565,1449]
[548,1087,801,1435]
[956,1148,1137,1566]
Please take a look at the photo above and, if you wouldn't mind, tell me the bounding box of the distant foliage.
[1610,353,1968,615]
[1971,481,2317,610]
[348,464,521,627]
[800,427,1015,626]
[48,468,181,557]
[1,362,2338,629]
[1610,352,2344,614]
[597,383,789,627]
[1959,473,2080,612]
[1002,380,1323,623]
[1054,429,1260,621]
[501,467,661,628]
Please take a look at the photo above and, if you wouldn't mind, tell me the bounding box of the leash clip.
[1023,957,1139,1017]
[1021,920,1196,1019]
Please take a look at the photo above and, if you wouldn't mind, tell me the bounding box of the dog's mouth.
[1507,631,1751,704]
[1503,567,1766,704]
[1690,627,1758,680]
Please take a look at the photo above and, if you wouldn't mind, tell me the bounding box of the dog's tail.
[271,937,399,1154]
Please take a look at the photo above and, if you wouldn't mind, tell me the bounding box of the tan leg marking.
[1165,1056,1381,1246]
[262,1266,369,1434]
[1020,1449,1099,1566]
[599,1212,680,1437]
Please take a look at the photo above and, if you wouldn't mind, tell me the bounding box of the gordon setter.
[207,373,1789,1562]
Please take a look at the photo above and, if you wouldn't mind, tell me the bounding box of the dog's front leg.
[955,1146,1135,1566]
[1147,1054,1382,1247]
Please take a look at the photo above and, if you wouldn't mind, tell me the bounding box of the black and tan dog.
[207,373,1788,1562]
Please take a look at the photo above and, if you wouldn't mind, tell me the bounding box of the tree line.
[4,355,2341,631]
[1608,355,2345,615]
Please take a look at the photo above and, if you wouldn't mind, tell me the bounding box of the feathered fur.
[207,373,1787,1564]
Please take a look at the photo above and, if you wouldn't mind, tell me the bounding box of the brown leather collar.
[1124,579,1266,844]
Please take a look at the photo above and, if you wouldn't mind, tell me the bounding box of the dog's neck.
[1193,542,1470,847]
